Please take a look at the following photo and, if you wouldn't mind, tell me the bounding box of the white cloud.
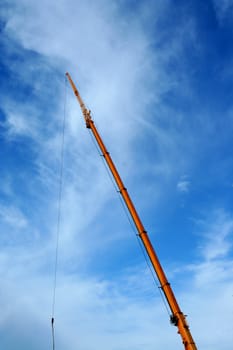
[197,209,233,261]
[0,242,179,349]
[1,206,233,349]
[0,204,28,229]
[177,179,190,193]
[168,209,233,349]
[2,0,178,153]
[5,111,36,138]
[177,175,190,193]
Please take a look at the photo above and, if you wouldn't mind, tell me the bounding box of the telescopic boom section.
[66,72,198,350]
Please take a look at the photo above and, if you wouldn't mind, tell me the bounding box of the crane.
[66,72,198,350]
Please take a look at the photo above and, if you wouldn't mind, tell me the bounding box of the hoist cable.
[51,75,68,349]
[88,127,170,317]
[88,129,119,193]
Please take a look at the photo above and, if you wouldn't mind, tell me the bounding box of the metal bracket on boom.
[84,109,92,128]
[170,314,179,326]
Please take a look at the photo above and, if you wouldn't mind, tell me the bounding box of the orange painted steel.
[66,72,198,350]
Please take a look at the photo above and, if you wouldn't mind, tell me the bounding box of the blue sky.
[1,0,233,349]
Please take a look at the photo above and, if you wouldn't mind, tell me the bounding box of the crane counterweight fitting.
[66,72,198,350]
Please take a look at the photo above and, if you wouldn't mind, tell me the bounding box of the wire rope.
[88,126,170,317]
[51,75,68,350]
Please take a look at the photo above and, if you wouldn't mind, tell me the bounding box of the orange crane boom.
[66,72,198,350]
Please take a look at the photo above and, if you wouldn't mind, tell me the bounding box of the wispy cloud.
[177,177,190,193]
[169,208,233,349]
[197,209,233,262]
[4,110,37,138]
[0,203,28,229]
